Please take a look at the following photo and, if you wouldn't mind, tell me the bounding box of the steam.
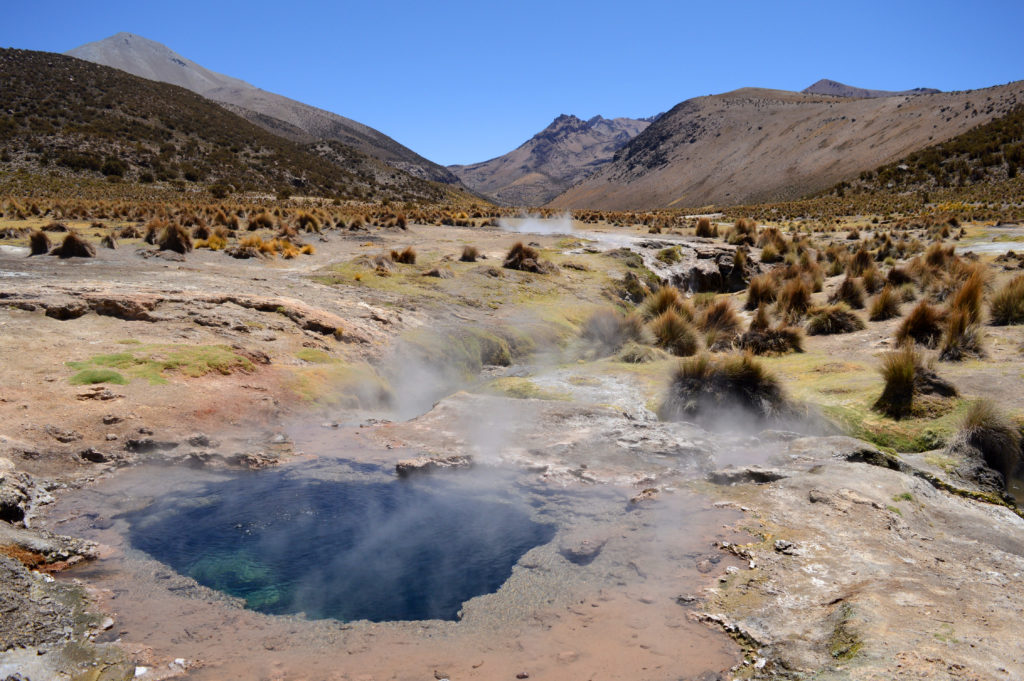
[498,212,574,236]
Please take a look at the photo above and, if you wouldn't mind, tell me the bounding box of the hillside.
[548,82,1024,210]
[66,33,460,185]
[802,79,940,99]
[834,104,1024,195]
[0,48,456,202]
[448,114,650,205]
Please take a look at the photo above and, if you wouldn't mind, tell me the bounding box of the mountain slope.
[548,82,1024,210]
[66,33,459,184]
[802,79,940,99]
[448,114,650,205]
[0,48,455,202]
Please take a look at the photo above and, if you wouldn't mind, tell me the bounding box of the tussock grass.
[952,400,1022,484]
[896,300,945,347]
[745,274,778,310]
[391,246,416,264]
[158,224,193,254]
[650,309,700,356]
[28,230,50,255]
[938,308,984,361]
[695,217,718,238]
[658,352,788,421]
[776,277,812,319]
[990,275,1024,325]
[460,245,479,262]
[868,285,901,321]
[830,276,865,309]
[697,298,741,336]
[641,285,693,321]
[581,308,647,354]
[806,304,866,335]
[51,231,95,258]
[874,345,920,418]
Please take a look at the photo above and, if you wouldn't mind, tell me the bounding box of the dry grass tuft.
[868,285,902,321]
[50,231,95,258]
[658,353,788,421]
[830,276,865,309]
[990,275,1024,325]
[895,300,945,347]
[28,230,50,256]
[650,310,700,356]
[460,245,479,262]
[806,304,866,335]
[158,224,193,254]
[952,400,1022,485]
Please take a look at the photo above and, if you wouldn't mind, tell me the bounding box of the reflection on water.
[124,465,555,622]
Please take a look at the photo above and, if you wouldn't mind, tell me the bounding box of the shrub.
[776,277,812,319]
[868,286,902,321]
[873,345,919,418]
[158,224,193,254]
[949,267,985,325]
[697,298,741,336]
[830,276,865,309]
[895,300,944,347]
[739,307,803,355]
[745,274,777,310]
[641,285,693,321]
[938,308,984,361]
[650,310,700,356]
[248,212,275,230]
[861,266,884,294]
[658,353,788,421]
[806,304,866,335]
[952,400,1022,484]
[50,232,95,258]
[392,246,416,264]
[460,245,479,262]
[695,217,718,238]
[28,230,50,256]
[990,275,1024,325]
[581,308,647,354]
[873,344,956,418]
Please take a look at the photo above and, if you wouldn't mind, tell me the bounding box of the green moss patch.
[485,377,570,401]
[67,344,254,385]
[69,368,128,385]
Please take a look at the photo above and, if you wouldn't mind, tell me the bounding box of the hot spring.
[121,463,555,622]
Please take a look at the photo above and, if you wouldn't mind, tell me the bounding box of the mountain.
[448,114,650,206]
[0,48,458,202]
[548,82,1024,210]
[66,33,460,185]
[802,79,941,99]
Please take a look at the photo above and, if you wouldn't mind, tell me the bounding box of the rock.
[423,266,454,279]
[87,296,159,321]
[0,472,32,523]
[78,448,112,464]
[187,433,216,448]
[124,438,178,453]
[708,466,787,485]
[43,300,89,320]
[774,539,799,555]
[395,454,472,477]
[558,533,607,566]
[77,387,123,401]
[629,488,659,504]
[101,415,123,425]
[45,426,82,443]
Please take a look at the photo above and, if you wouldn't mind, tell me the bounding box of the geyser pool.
[124,465,555,622]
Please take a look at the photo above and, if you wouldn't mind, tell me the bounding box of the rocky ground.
[0,216,1022,680]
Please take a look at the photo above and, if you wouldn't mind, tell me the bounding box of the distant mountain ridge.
[66,33,460,185]
[449,113,650,205]
[548,82,1024,210]
[802,78,941,99]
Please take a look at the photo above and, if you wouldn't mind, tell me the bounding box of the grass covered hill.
[0,48,456,203]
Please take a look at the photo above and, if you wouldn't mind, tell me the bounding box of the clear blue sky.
[2,0,1022,166]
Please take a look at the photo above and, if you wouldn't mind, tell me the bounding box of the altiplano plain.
[1,9,1024,681]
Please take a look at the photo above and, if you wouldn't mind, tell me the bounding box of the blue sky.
[2,1,1022,165]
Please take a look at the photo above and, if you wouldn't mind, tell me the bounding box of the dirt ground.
[1,216,1023,680]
